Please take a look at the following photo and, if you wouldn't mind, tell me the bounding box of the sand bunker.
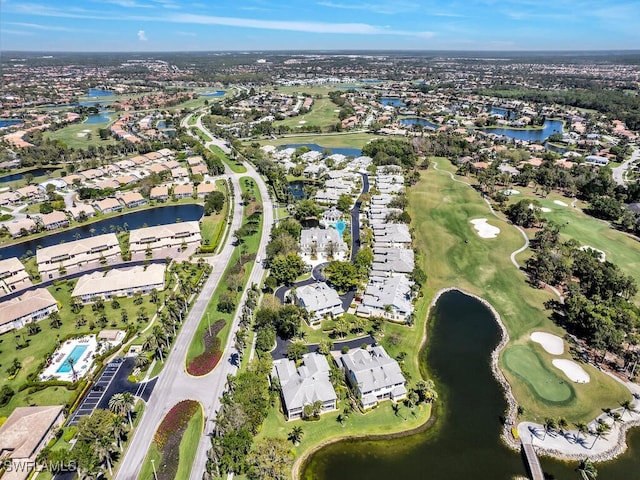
[503,189,521,195]
[298,120,307,124]
[553,200,568,207]
[531,331,564,355]
[541,207,552,213]
[470,218,500,239]
[553,359,590,383]
[579,245,606,262]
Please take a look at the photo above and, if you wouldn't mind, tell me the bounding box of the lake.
[0,119,23,128]
[84,112,112,124]
[398,117,439,129]
[491,107,516,120]
[480,120,564,142]
[87,89,114,97]
[302,290,640,479]
[0,168,57,185]
[0,204,204,261]
[381,98,405,107]
[282,143,362,158]
[200,91,226,97]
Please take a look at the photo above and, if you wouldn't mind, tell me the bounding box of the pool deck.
[40,335,98,382]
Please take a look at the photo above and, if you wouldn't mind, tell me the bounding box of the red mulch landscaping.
[153,399,200,480]
[186,319,225,376]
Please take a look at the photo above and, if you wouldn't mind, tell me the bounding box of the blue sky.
[1,0,638,51]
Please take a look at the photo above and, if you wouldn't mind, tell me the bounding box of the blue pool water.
[56,345,88,373]
[333,220,346,237]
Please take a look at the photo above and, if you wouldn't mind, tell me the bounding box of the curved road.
[612,145,639,186]
[116,116,273,480]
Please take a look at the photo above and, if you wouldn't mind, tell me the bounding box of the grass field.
[185,178,262,371]
[257,132,379,149]
[407,159,630,423]
[502,187,640,293]
[274,97,340,130]
[0,278,159,417]
[46,120,117,149]
[210,144,247,173]
[175,403,204,479]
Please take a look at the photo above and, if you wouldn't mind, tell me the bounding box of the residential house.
[186,156,204,167]
[295,282,344,324]
[117,191,147,208]
[300,227,348,262]
[370,247,415,276]
[340,346,407,408]
[0,257,32,296]
[173,183,194,199]
[114,175,138,187]
[16,185,43,203]
[357,275,414,322]
[36,233,121,280]
[93,197,122,214]
[150,185,169,201]
[0,288,59,334]
[4,218,38,238]
[190,164,209,177]
[37,211,70,231]
[0,191,21,207]
[271,353,337,420]
[197,182,216,198]
[128,221,201,255]
[0,405,66,480]
[66,204,96,221]
[171,166,189,180]
[72,264,165,303]
[320,207,342,227]
[372,224,412,248]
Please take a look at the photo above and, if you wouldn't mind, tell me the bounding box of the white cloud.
[137,29,147,41]
[317,1,419,14]
[5,21,82,32]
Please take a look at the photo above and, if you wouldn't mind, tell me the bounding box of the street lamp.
[151,459,158,480]
[207,312,211,336]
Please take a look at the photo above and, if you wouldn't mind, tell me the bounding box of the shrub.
[186,320,225,376]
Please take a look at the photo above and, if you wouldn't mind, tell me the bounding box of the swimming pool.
[333,220,346,237]
[57,345,88,373]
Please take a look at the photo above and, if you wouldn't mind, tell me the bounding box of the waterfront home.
[295,282,345,324]
[4,218,38,238]
[0,191,21,207]
[16,185,43,203]
[0,405,65,480]
[66,203,95,221]
[128,221,201,256]
[585,155,610,166]
[173,183,194,199]
[357,275,414,322]
[197,182,216,198]
[314,189,341,205]
[272,353,337,420]
[370,246,415,276]
[340,346,407,408]
[150,185,169,201]
[36,233,121,280]
[300,227,348,262]
[37,210,70,231]
[0,287,59,334]
[0,257,32,296]
[116,191,147,209]
[93,197,123,214]
[72,263,165,303]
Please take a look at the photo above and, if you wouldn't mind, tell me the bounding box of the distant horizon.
[1,0,638,52]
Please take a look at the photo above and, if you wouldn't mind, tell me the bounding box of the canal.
[0,204,203,260]
[302,290,640,479]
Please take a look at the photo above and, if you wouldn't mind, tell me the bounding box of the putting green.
[503,345,574,404]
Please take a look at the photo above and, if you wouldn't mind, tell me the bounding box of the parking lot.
[68,359,125,425]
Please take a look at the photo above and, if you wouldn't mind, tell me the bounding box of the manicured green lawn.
[185,178,262,370]
[274,97,340,130]
[46,121,117,149]
[256,132,379,149]
[210,144,247,173]
[138,442,162,480]
[408,159,630,423]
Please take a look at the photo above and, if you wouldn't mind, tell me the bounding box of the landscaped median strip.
[140,399,203,480]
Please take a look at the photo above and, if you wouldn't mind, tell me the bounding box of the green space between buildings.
[256,132,379,149]
[273,96,340,130]
[210,144,247,173]
[407,158,630,423]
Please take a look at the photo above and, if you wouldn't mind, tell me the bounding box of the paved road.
[115,114,273,480]
[612,145,639,186]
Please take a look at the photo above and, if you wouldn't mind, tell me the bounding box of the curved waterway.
[301,290,640,479]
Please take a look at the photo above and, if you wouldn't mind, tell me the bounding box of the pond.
[0,204,204,261]
[287,181,308,201]
[87,89,114,97]
[302,290,640,479]
[0,119,23,128]
[381,98,405,108]
[398,117,439,129]
[480,120,564,142]
[491,107,516,120]
[83,112,112,124]
[200,91,226,97]
[0,168,57,185]
[282,143,362,158]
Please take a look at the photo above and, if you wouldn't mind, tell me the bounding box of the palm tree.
[591,420,610,449]
[288,426,304,445]
[543,418,557,440]
[575,422,589,443]
[576,458,598,479]
[620,399,635,419]
[143,327,166,362]
[110,414,127,451]
[95,437,114,476]
[109,392,136,428]
[557,416,569,434]
[66,357,78,379]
